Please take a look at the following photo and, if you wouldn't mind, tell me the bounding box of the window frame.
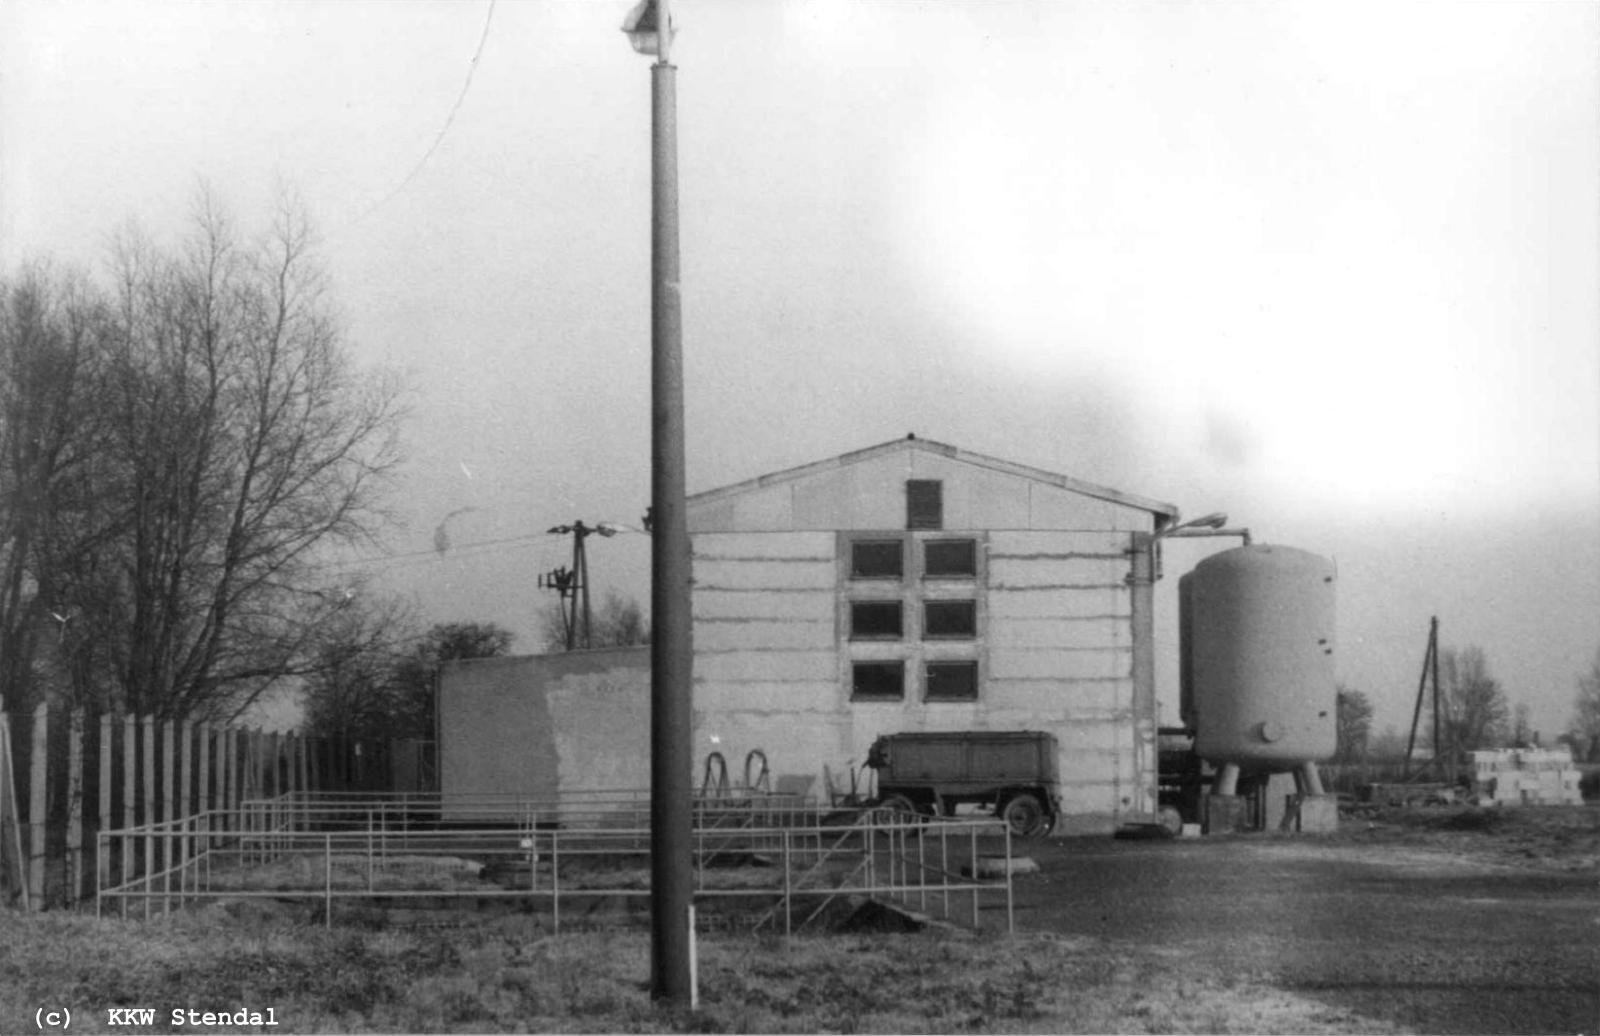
[923,537,978,580]
[849,600,904,640]
[851,660,907,701]
[841,530,984,705]
[922,599,977,640]
[924,660,980,702]
[849,538,905,581]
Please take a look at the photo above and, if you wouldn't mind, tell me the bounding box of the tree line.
[1,192,402,724]
[1335,644,1600,767]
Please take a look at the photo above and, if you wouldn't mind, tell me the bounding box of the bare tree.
[1432,645,1509,766]
[302,617,512,742]
[1569,647,1600,762]
[1,190,403,720]
[298,590,416,741]
[540,591,649,652]
[1334,685,1374,763]
[0,264,120,713]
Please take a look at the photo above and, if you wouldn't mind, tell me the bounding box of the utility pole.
[1404,616,1441,781]
[542,521,618,650]
[623,0,694,1006]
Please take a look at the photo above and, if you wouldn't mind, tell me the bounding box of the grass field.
[1,904,1402,1034]
[10,804,1592,1034]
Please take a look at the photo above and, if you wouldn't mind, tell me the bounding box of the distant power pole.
[1403,616,1443,781]
[541,521,618,649]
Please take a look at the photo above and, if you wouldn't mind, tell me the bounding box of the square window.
[923,600,976,639]
[906,480,942,530]
[924,538,976,578]
[925,661,978,701]
[850,601,903,639]
[850,539,903,579]
[852,661,905,700]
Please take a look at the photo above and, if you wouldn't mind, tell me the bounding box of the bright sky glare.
[2,1,1597,739]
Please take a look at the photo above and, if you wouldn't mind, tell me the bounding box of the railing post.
[941,823,950,921]
[970,824,979,928]
[1004,823,1014,936]
[917,820,926,913]
[782,828,792,938]
[324,832,332,928]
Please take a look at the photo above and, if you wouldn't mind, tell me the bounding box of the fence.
[95,796,1015,935]
[0,703,431,910]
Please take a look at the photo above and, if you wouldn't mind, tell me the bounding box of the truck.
[865,730,1061,838]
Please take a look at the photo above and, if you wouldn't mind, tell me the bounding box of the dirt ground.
[1003,805,1600,1035]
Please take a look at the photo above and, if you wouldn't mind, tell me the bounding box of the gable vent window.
[906,480,943,530]
[850,601,903,640]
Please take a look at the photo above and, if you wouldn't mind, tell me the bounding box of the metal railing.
[96,796,1014,934]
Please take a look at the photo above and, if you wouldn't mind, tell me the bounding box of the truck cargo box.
[866,730,1060,838]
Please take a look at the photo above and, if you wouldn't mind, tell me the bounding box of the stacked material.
[1471,748,1584,806]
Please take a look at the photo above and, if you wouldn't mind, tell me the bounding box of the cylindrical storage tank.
[1184,544,1336,770]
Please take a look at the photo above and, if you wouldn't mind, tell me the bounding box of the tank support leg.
[1214,763,1240,797]
[1299,762,1325,797]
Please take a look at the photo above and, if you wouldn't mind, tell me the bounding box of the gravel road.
[1007,833,1600,1035]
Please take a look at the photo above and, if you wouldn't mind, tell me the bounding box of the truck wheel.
[876,794,919,820]
[1001,793,1049,839]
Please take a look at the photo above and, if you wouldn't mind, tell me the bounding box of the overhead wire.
[352,0,498,225]
[323,531,546,569]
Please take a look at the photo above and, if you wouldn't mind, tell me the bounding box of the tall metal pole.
[646,0,695,1005]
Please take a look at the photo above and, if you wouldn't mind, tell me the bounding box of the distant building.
[440,436,1179,833]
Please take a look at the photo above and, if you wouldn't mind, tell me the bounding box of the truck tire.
[876,794,919,820]
[1001,792,1051,839]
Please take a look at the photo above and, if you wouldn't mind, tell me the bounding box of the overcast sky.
[4,0,1597,740]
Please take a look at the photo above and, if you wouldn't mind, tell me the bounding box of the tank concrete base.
[1292,795,1339,834]
[1204,794,1250,834]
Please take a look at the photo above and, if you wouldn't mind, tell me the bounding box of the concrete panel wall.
[439,648,649,819]
[439,655,558,815]
[546,664,651,793]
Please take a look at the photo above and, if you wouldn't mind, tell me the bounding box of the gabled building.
[440,436,1180,833]
[686,435,1176,832]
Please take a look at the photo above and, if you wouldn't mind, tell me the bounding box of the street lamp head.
[621,0,674,57]
[1186,512,1229,530]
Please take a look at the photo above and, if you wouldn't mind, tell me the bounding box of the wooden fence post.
[161,718,175,874]
[28,703,47,910]
[0,713,28,910]
[308,734,322,794]
[179,719,192,871]
[67,708,85,904]
[122,714,135,888]
[221,725,235,833]
[266,730,280,800]
[197,723,212,845]
[98,713,112,892]
[142,715,155,892]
